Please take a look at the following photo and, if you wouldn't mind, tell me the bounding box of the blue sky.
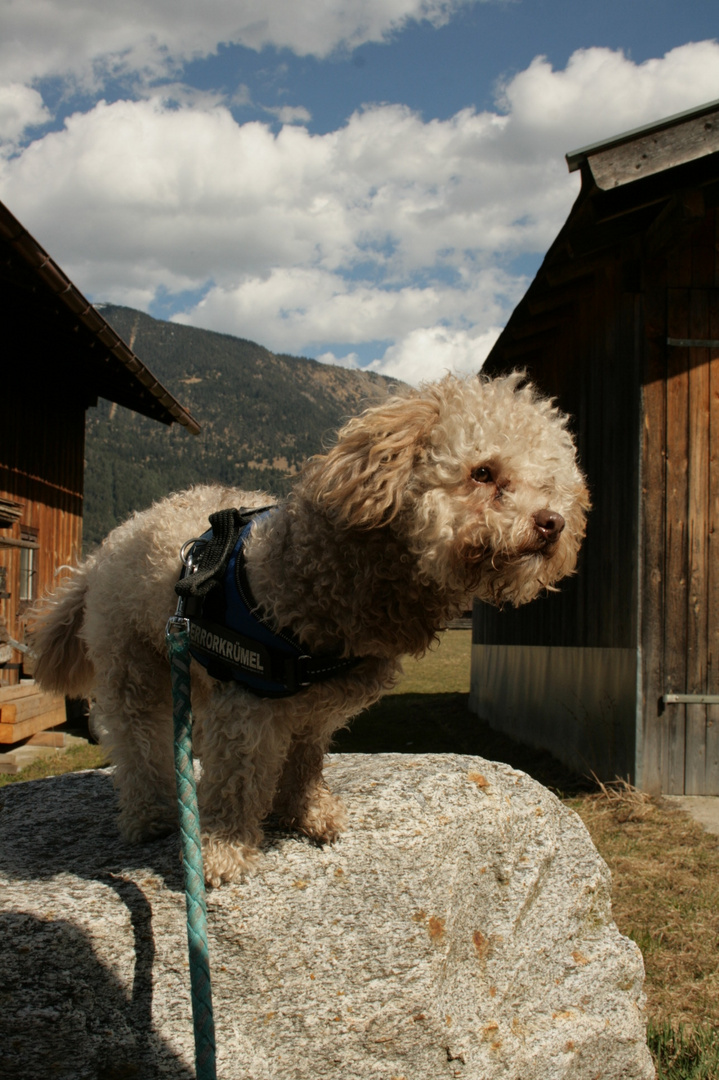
[2,0,718,382]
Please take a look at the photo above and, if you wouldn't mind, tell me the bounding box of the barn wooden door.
[664,285,719,794]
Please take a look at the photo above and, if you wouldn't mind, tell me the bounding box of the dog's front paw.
[201,834,261,887]
[293,789,347,845]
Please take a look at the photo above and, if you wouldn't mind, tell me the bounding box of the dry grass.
[569,781,719,1035]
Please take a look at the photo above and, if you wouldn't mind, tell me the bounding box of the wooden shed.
[0,200,199,746]
[470,99,719,795]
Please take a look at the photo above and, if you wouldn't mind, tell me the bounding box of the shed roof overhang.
[0,200,200,434]
[484,99,719,370]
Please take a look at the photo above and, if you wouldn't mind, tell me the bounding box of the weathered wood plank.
[0,681,45,703]
[684,286,711,793]
[706,705,719,795]
[705,281,719,792]
[639,281,668,793]
[7,691,66,726]
[0,705,66,743]
[0,387,84,681]
[26,730,66,747]
[693,213,716,289]
[664,287,690,793]
[0,703,17,724]
[588,113,719,190]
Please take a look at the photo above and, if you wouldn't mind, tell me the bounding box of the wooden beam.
[0,681,47,702]
[587,113,719,191]
[26,730,66,747]
[0,687,67,743]
[0,705,66,743]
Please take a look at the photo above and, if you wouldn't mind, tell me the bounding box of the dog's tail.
[31,568,95,698]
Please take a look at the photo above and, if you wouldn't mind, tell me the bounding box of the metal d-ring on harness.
[166,539,217,1080]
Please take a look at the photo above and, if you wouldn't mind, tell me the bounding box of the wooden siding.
[475,258,641,653]
[470,645,637,780]
[641,209,719,793]
[473,255,642,783]
[0,388,84,673]
[639,277,669,792]
[471,112,719,792]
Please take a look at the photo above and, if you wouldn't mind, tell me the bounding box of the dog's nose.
[533,509,565,543]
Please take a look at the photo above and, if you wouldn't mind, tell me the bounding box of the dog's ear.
[305,394,440,529]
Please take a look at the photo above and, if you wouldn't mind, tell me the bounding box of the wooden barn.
[470,99,719,795]
[0,200,199,747]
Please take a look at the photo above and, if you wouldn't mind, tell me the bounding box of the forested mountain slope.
[84,305,401,548]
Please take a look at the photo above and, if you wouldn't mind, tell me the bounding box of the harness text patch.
[189,619,268,674]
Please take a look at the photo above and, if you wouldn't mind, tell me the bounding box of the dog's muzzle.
[532,509,565,545]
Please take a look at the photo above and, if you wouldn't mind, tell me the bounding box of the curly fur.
[31,372,589,886]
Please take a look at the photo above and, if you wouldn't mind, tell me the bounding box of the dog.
[32,372,589,886]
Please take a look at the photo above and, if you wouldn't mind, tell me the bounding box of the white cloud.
[0,93,545,291]
[316,326,504,385]
[367,325,504,383]
[0,0,484,89]
[171,264,520,357]
[2,41,719,381]
[264,105,312,125]
[0,83,50,149]
[498,41,719,156]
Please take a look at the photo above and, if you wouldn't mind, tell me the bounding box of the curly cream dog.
[32,373,589,886]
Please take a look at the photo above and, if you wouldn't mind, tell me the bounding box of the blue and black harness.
[174,507,359,697]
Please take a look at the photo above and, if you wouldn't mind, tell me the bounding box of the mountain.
[84,305,402,549]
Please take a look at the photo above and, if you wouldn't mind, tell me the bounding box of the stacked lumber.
[0,682,66,744]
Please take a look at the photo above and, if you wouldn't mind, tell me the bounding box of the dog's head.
[300,372,590,607]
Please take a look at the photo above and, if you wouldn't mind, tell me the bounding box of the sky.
[2,1,719,385]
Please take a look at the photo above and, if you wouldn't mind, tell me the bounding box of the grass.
[4,628,719,1076]
[0,739,106,787]
[648,1022,719,1080]
[567,781,719,1078]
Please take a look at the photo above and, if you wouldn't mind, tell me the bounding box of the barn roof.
[0,200,200,434]
[484,99,719,371]
[566,97,719,184]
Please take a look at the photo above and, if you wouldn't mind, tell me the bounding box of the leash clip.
[167,538,209,637]
[180,537,208,568]
[166,611,190,635]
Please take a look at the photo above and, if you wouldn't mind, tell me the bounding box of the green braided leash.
[167,616,217,1080]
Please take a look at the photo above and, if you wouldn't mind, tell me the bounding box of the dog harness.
[175,507,360,697]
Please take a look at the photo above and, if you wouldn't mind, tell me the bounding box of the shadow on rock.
[0,769,184,888]
[0,909,194,1080]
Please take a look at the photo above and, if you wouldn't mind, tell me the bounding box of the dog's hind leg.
[271,729,347,844]
[94,639,177,844]
[195,690,294,886]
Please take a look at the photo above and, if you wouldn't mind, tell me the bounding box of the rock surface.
[0,753,655,1079]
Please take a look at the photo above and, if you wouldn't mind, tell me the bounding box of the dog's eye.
[471,466,493,484]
